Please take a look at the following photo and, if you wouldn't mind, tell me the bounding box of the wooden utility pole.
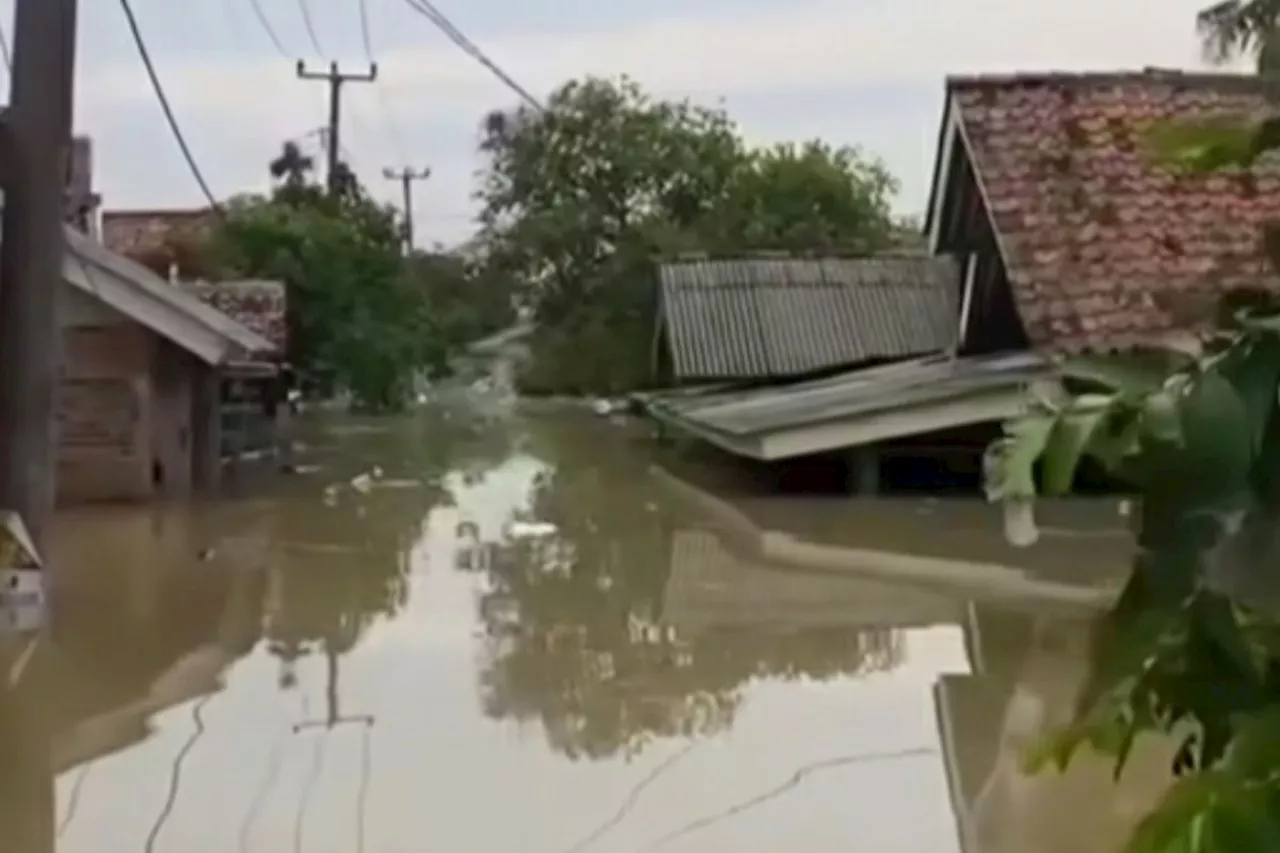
[0,0,79,553]
[382,166,429,252]
[295,61,376,195]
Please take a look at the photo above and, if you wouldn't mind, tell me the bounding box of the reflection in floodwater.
[0,405,1173,852]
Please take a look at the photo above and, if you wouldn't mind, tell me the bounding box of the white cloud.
[78,0,1242,241]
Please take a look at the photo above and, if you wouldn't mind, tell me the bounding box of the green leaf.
[987,412,1055,500]
[1041,398,1112,494]
[1213,336,1280,455]
[1125,773,1228,853]
[1224,707,1280,780]
[1203,789,1280,853]
[1142,383,1186,447]
[1063,352,1196,395]
[1177,369,1254,494]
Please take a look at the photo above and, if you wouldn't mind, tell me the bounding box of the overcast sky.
[43,0,1242,246]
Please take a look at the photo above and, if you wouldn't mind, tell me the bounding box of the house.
[638,254,1052,484]
[99,207,217,272]
[643,70,1280,488]
[54,224,277,503]
[926,69,1280,354]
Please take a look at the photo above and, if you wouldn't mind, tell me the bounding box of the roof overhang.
[61,226,276,366]
[641,354,1053,461]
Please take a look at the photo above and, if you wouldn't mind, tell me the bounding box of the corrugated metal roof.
[645,351,1047,437]
[658,256,961,380]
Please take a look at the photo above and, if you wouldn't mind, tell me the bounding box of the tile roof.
[182,279,287,352]
[100,208,216,258]
[658,256,960,380]
[947,70,1280,352]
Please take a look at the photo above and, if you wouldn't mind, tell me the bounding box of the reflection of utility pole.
[382,166,430,252]
[0,0,79,553]
[295,61,377,195]
[293,641,373,732]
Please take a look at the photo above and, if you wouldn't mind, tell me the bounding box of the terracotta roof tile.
[100,208,216,258]
[950,70,1280,352]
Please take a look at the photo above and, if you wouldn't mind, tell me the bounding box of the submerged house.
[54,226,277,503]
[640,254,1048,489]
[645,70,1280,490]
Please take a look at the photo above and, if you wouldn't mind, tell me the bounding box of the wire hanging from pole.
[117,0,223,211]
[246,0,290,57]
[297,0,326,58]
[399,0,543,110]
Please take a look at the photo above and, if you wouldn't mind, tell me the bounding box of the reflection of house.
[40,508,268,770]
[936,607,1175,853]
[664,527,958,634]
[651,463,1128,611]
[55,228,278,502]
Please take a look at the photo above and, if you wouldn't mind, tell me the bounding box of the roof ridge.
[946,68,1280,91]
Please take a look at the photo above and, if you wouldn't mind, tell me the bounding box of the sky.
[38,0,1248,247]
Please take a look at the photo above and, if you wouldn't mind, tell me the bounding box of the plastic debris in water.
[505,520,558,539]
[350,473,373,493]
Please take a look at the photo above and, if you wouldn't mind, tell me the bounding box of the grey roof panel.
[659,256,961,380]
[646,351,1047,437]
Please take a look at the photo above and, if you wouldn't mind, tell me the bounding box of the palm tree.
[1198,0,1280,73]
[269,141,314,188]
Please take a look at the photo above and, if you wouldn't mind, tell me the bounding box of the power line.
[297,0,326,57]
[399,0,542,110]
[358,0,374,61]
[0,16,11,70]
[246,0,290,57]
[117,0,222,211]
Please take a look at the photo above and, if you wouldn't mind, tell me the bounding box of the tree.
[474,76,899,396]
[204,146,444,409]
[1198,0,1280,73]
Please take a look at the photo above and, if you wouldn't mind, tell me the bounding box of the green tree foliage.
[202,142,508,410]
[1198,0,1280,72]
[474,76,899,395]
[984,302,1280,852]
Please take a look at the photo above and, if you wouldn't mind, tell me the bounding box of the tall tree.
[475,75,899,395]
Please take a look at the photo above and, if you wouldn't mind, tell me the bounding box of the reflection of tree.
[475,416,906,760]
[266,406,515,684]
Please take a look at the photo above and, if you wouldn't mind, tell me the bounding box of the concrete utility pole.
[382,166,429,252]
[295,61,376,195]
[0,0,80,553]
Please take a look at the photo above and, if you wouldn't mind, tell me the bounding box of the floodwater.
[0,401,1174,853]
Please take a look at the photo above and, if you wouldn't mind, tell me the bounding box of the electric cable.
[398,0,543,110]
[297,0,326,58]
[237,726,290,853]
[630,746,939,853]
[358,0,374,61]
[117,0,223,212]
[143,697,213,853]
[247,0,291,57]
[0,16,11,70]
[293,733,328,853]
[357,0,409,161]
[56,762,92,837]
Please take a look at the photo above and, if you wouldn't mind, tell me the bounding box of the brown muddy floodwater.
[0,401,1175,853]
